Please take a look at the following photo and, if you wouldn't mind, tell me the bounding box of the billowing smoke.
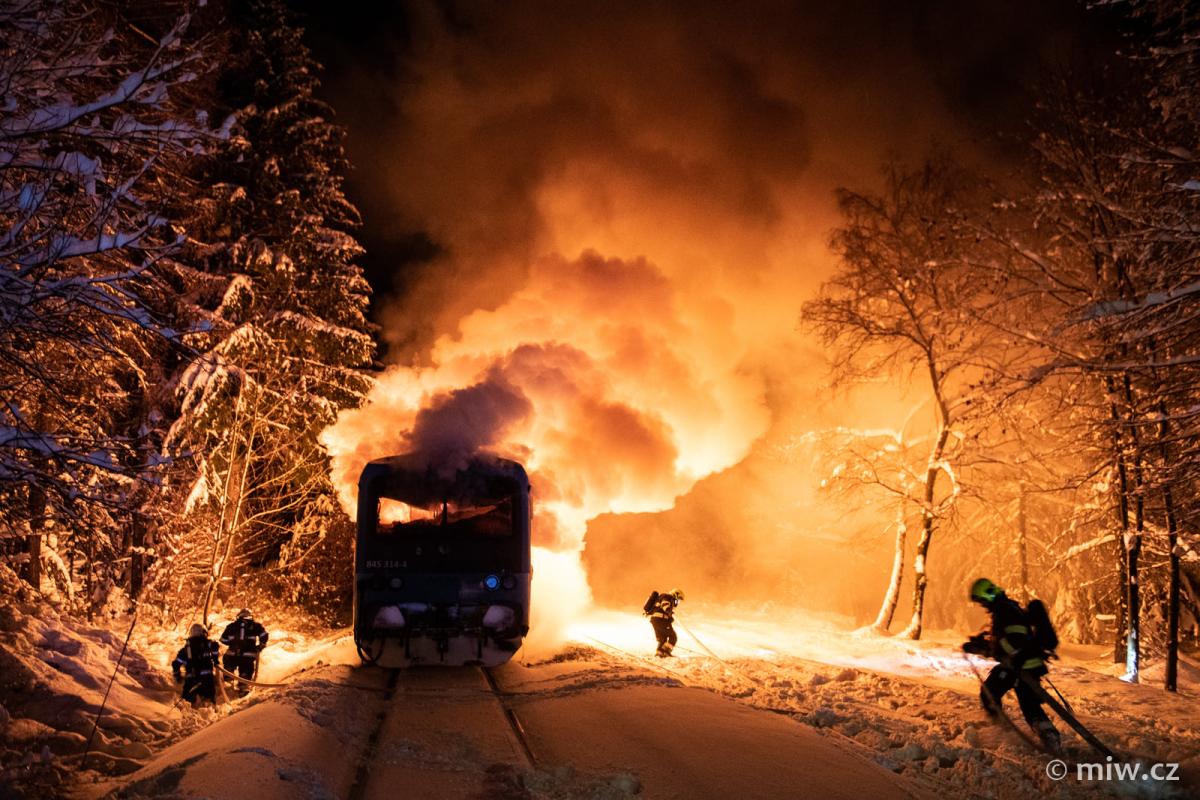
[405,371,531,473]
[320,0,1062,645]
[324,249,771,647]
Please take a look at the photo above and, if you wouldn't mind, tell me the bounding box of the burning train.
[353,454,532,667]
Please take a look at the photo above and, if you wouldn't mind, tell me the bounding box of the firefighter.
[962,577,1062,753]
[172,623,221,707]
[643,588,684,657]
[219,608,269,695]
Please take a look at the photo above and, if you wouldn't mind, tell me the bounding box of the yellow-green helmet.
[672,588,684,602]
[970,578,1001,604]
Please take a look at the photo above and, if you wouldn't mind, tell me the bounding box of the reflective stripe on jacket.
[990,597,1044,670]
[220,618,269,653]
[650,592,677,620]
[172,637,221,678]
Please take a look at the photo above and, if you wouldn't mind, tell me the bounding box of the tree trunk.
[202,502,244,625]
[1121,373,1144,684]
[85,535,95,622]
[202,391,259,626]
[904,522,932,640]
[1165,484,1180,692]
[25,526,42,591]
[25,482,46,591]
[1017,483,1029,602]
[1180,570,1200,649]
[1124,529,1142,682]
[872,498,907,632]
[200,556,220,626]
[1105,374,1131,663]
[129,513,146,600]
[1157,398,1180,692]
[201,386,247,625]
[1112,539,1129,662]
[902,423,950,640]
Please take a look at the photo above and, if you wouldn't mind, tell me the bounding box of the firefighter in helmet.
[643,588,684,657]
[172,623,221,707]
[219,608,269,695]
[962,577,1062,753]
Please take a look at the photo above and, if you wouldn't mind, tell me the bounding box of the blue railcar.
[353,454,532,666]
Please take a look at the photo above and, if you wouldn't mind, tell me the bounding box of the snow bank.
[0,563,361,798]
[109,668,378,800]
[0,567,177,797]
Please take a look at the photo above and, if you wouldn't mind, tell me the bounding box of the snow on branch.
[1084,279,1200,320]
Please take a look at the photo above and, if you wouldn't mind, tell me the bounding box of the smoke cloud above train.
[320,0,1076,642]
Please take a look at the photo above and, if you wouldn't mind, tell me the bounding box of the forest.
[803,0,1199,689]
[1,0,375,630]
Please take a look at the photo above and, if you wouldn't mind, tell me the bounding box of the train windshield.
[376,495,515,538]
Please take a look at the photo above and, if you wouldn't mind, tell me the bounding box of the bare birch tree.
[804,156,1001,639]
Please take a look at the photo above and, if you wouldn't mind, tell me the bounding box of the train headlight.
[388,577,404,589]
[483,574,501,591]
[502,575,516,589]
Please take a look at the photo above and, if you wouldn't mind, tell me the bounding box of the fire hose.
[587,623,881,760]
[82,609,138,770]
[675,618,729,664]
[215,663,291,689]
[962,651,1118,760]
[167,631,362,712]
[675,617,764,689]
[168,661,292,712]
[211,628,355,691]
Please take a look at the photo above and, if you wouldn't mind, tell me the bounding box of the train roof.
[358,453,529,504]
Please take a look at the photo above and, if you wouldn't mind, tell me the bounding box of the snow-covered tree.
[972,41,1200,686]
[807,421,923,633]
[1105,1,1200,691]
[0,0,225,608]
[156,0,374,621]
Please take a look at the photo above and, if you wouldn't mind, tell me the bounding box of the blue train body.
[353,454,532,667]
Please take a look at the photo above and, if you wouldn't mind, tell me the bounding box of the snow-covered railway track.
[108,657,933,799]
[341,665,536,799]
[481,665,538,768]
[346,668,401,800]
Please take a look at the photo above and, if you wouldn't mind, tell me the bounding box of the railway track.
[481,666,538,768]
[345,665,536,799]
[347,669,401,800]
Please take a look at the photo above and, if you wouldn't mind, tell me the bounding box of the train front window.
[376,495,514,538]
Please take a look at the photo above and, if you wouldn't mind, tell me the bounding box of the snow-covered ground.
[3,578,1197,799]
[572,607,1200,799]
[95,638,927,800]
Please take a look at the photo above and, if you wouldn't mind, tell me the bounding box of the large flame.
[321,249,771,650]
